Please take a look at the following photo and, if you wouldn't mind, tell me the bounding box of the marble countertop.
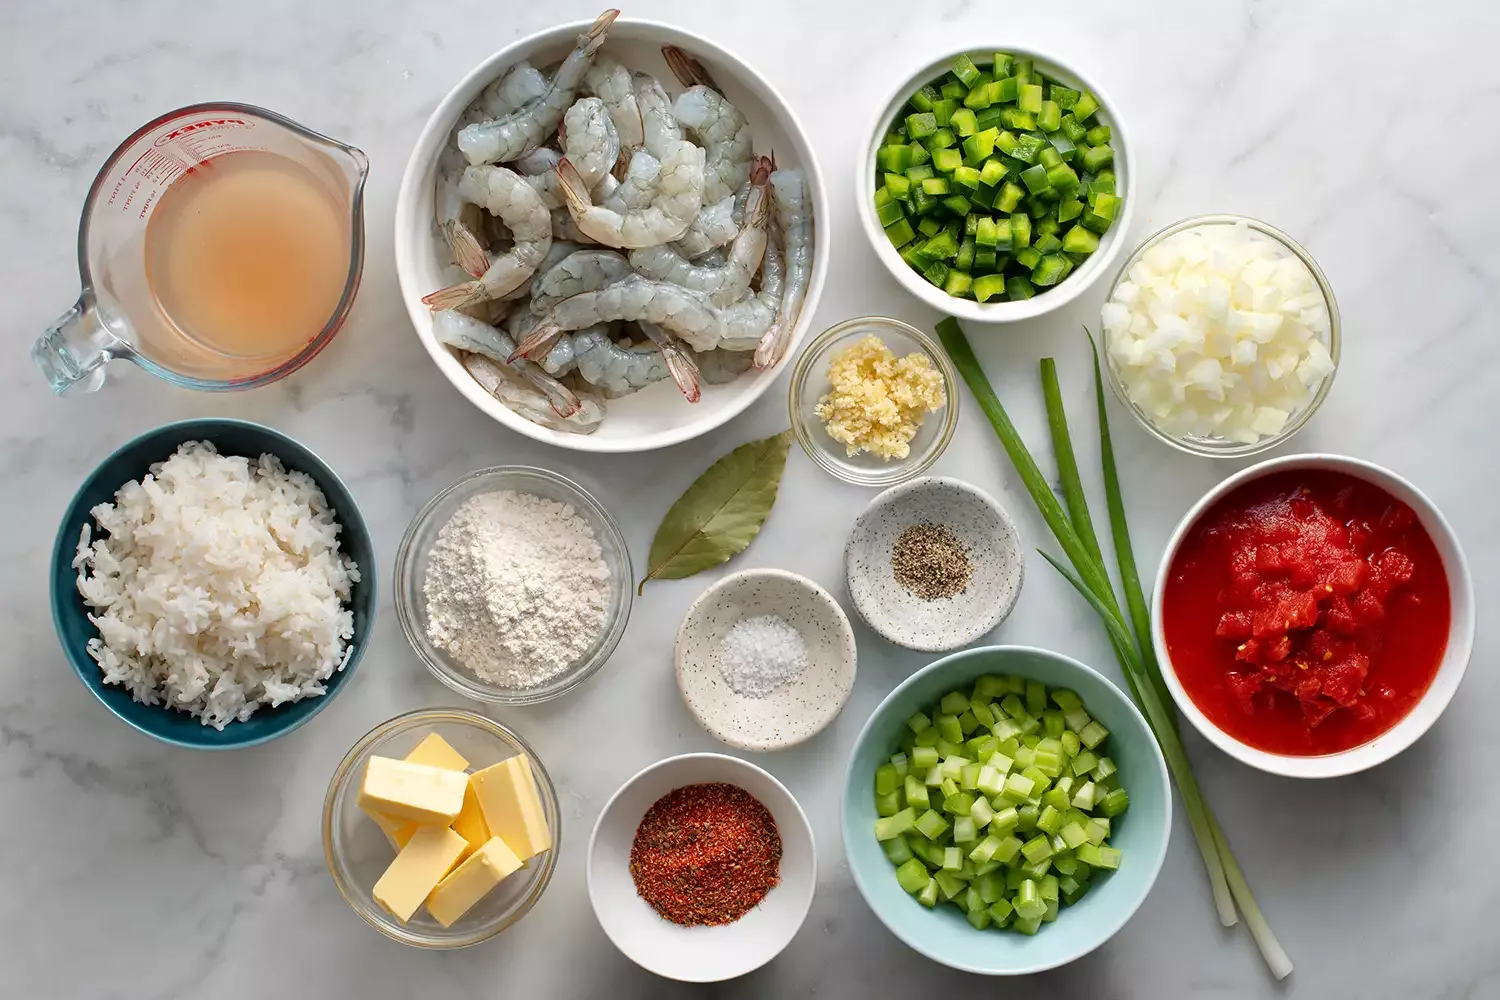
[3,1,1495,997]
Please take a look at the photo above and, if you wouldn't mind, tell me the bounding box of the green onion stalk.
[934,317,1292,979]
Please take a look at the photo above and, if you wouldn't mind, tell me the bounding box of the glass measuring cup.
[32,103,369,394]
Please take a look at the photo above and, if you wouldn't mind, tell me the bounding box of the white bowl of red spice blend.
[586,753,817,982]
[845,477,1025,652]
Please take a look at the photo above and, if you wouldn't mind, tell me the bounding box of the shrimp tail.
[423,280,484,311]
[509,320,565,362]
[532,375,583,417]
[749,154,773,186]
[661,44,720,92]
[555,157,592,216]
[581,9,620,52]
[640,322,702,403]
[753,323,789,369]
[441,219,490,279]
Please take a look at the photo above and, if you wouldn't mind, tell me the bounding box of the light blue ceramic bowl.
[841,645,1171,974]
[51,418,376,750]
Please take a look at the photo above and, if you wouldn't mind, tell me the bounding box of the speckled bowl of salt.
[675,569,857,751]
[845,477,1024,653]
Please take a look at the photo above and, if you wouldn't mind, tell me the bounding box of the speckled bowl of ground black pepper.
[845,477,1025,652]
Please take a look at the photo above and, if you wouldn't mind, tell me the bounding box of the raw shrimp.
[422,165,552,310]
[672,186,744,259]
[755,169,813,367]
[638,321,702,401]
[530,249,631,314]
[498,238,581,302]
[505,100,617,210]
[433,310,580,416]
[555,140,704,248]
[551,205,597,245]
[462,353,605,434]
[436,150,489,278]
[696,247,727,268]
[627,156,770,307]
[456,9,617,165]
[513,276,721,357]
[661,44,721,92]
[720,239,784,351]
[694,346,755,385]
[634,73,684,158]
[562,326,671,397]
[582,56,644,152]
[672,85,752,203]
[474,61,548,120]
[602,149,660,213]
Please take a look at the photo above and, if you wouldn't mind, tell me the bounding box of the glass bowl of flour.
[395,466,633,704]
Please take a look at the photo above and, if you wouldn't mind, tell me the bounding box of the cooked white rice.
[73,440,360,729]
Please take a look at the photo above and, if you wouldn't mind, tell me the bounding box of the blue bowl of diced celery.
[841,645,1169,974]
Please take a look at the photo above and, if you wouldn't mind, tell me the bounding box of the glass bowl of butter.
[322,708,560,947]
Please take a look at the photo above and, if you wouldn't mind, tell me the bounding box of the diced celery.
[1021,834,1054,865]
[876,763,901,796]
[1036,805,1064,835]
[890,752,910,779]
[957,710,980,736]
[915,809,950,841]
[1013,916,1042,935]
[941,845,964,871]
[1014,879,1046,920]
[999,772,1034,804]
[934,738,960,759]
[993,835,1024,865]
[895,858,931,894]
[968,796,996,830]
[883,835,915,865]
[1098,788,1129,818]
[875,808,915,841]
[966,907,992,931]
[988,805,1019,833]
[917,878,940,907]
[905,774,931,810]
[968,834,1002,864]
[1059,822,1089,850]
[988,897,1014,927]
[1071,780,1097,811]
[1016,803,1040,832]
[952,815,979,844]
[940,777,960,799]
[1085,817,1110,846]
[960,764,981,791]
[910,745,939,771]
[999,694,1026,719]
[934,870,966,901]
[943,792,976,817]
[1041,787,1070,813]
[876,790,902,817]
[1079,720,1109,749]
[936,714,963,743]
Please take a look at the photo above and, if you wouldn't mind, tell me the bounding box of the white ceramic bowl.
[845,477,1024,652]
[395,18,829,452]
[586,752,817,982]
[675,569,857,751]
[857,46,1134,323]
[1151,454,1475,778]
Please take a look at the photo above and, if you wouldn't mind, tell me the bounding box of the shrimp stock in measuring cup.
[32,103,369,394]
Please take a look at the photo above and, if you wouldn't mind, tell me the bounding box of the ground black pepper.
[892,522,972,600]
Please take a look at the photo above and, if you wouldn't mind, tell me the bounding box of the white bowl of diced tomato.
[1152,454,1475,778]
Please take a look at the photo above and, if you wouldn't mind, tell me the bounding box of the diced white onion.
[1102,222,1334,444]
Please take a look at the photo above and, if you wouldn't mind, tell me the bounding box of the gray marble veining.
[2,1,1496,997]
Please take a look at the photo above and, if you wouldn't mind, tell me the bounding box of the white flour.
[422,490,610,688]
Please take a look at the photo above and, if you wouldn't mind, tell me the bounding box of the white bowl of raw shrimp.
[395,11,828,453]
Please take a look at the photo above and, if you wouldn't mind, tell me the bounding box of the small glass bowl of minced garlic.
[789,316,959,487]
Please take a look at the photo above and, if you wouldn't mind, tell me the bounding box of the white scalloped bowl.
[395,18,828,452]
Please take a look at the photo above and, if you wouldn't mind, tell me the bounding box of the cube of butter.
[451,783,490,861]
[403,733,470,772]
[425,836,523,927]
[359,756,468,825]
[373,825,469,923]
[362,735,472,847]
[469,755,553,860]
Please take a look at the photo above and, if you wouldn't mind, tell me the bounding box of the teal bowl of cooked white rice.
[51,418,376,749]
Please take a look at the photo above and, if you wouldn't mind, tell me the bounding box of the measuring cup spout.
[32,296,126,395]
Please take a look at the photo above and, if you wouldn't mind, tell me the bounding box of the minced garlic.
[814,335,946,460]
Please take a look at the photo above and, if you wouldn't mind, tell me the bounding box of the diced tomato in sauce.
[1163,470,1450,756]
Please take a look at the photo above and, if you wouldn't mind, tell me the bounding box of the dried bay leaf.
[638,430,794,594]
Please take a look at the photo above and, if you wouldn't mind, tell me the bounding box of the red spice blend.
[629,782,782,926]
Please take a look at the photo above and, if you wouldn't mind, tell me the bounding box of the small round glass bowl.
[322,708,560,948]
[788,316,959,487]
[394,466,633,704]
[1102,214,1341,459]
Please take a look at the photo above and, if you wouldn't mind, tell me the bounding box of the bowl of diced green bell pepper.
[859,47,1134,321]
[841,645,1170,974]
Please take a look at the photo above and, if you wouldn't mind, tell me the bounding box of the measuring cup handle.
[31,297,123,395]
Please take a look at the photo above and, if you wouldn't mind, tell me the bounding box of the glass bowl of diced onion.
[1101,214,1340,458]
[321,708,560,948]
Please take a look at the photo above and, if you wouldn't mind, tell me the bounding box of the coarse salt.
[715,614,808,698]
